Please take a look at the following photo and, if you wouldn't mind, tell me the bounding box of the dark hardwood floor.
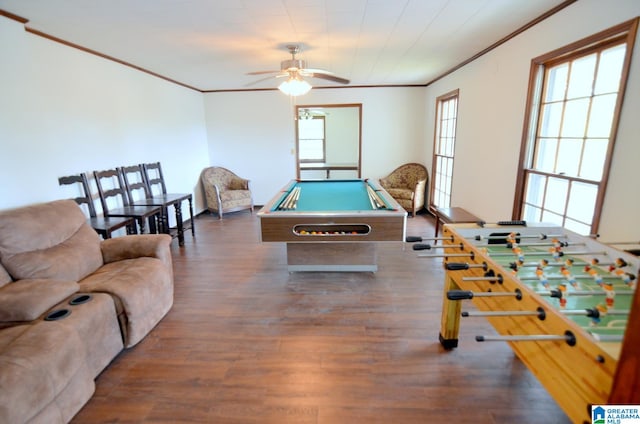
[71,210,570,423]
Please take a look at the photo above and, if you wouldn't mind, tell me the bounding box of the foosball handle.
[412,243,431,251]
[447,290,474,300]
[446,262,469,271]
[405,236,422,242]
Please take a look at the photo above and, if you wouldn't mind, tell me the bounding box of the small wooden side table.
[432,207,482,236]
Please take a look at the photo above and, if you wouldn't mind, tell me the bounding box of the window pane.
[299,139,324,160]
[519,24,633,234]
[545,177,568,214]
[556,138,582,176]
[587,93,616,137]
[561,99,589,137]
[567,54,596,99]
[580,139,608,180]
[545,64,568,102]
[566,181,597,223]
[523,204,541,222]
[432,93,458,209]
[541,210,564,226]
[564,218,591,235]
[539,103,562,137]
[299,119,323,138]
[594,44,626,94]
[525,173,546,207]
[533,138,557,172]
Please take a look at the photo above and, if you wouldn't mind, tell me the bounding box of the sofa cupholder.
[69,294,93,305]
[44,309,71,321]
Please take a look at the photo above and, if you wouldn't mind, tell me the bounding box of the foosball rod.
[537,289,636,297]
[590,333,624,343]
[463,307,628,319]
[475,332,576,346]
[462,308,545,319]
[510,259,618,268]
[418,252,475,258]
[488,250,608,257]
[412,242,464,250]
[518,274,620,281]
[474,241,584,248]
[406,235,454,243]
[462,275,503,283]
[471,233,567,241]
[447,289,522,300]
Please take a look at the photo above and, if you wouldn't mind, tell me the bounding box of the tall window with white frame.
[515,19,637,235]
[431,90,459,209]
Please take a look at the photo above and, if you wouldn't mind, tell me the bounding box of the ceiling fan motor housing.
[281,59,306,71]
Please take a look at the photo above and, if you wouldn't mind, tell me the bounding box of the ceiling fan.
[247,45,350,95]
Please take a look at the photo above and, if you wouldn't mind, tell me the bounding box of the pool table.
[257,179,407,271]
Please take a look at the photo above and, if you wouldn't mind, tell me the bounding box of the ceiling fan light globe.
[278,78,312,96]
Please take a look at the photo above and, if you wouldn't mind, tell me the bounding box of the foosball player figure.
[560,266,579,289]
[549,245,562,261]
[536,266,550,289]
[513,246,525,263]
[589,304,608,327]
[557,283,568,308]
[587,267,604,286]
[602,282,615,307]
[610,267,636,288]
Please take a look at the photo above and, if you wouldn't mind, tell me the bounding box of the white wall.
[203,87,427,205]
[423,0,640,242]
[0,16,210,216]
[2,0,637,243]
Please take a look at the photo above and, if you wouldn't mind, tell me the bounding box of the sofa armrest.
[0,279,79,322]
[101,234,172,268]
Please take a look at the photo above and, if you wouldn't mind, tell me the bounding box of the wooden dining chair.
[58,173,136,238]
[142,161,195,244]
[93,168,162,234]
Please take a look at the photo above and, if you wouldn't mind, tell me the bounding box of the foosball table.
[422,222,639,424]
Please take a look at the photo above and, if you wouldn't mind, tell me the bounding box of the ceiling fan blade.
[246,70,280,75]
[245,72,290,87]
[306,72,350,84]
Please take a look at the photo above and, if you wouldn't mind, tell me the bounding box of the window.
[514,19,637,235]
[297,116,325,162]
[431,90,459,209]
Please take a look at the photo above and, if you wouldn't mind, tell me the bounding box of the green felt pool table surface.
[270,179,394,212]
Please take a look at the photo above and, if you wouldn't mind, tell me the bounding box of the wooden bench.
[432,207,482,236]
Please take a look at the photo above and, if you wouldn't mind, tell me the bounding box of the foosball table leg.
[439,275,462,349]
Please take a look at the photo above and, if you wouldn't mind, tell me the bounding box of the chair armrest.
[101,234,172,268]
[228,177,250,190]
[379,177,391,189]
[412,178,427,207]
[0,279,79,322]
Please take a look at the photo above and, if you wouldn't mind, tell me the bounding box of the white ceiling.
[0,0,571,92]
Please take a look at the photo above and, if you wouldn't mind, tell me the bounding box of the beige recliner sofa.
[0,199,174,423]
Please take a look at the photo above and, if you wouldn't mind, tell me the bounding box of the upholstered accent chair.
[379,163,428,217]
[201,167,253,219]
